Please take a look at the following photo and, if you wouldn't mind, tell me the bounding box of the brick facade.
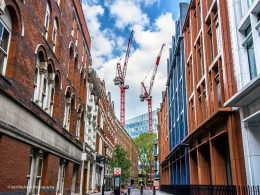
[0,135,31,194]
[182,0,246,186]
[0,0,91,194]
[157,88,170,185]
[115,119,139,186]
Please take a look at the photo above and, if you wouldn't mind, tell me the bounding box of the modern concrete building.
[165,2,190,185]
[182,0,247,186]
[157,88,170,185]
[225,0,260,186]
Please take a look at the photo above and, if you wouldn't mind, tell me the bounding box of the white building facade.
[226,0,260,186]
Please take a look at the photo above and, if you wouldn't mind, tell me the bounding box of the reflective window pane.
[1,28,10,52]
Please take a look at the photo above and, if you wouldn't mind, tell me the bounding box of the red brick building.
[182,0,247,186]
[157,87,170,185]
[0,0,94,194]
[115,119,138,187]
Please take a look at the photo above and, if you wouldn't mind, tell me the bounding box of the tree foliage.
[133,132,156,184]
[108,144,132,182]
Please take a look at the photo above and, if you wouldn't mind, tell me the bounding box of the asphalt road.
[98,189,167,195]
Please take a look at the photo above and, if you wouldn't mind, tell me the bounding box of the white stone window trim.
[76,112,81,139]
[26,149,44,195]
[0,13,12,76]
[55,0,61,7]
[63,98,71,130]
[52,19,57,52]
[57,159,66,194]
[26,150,35,195]
[49,85,55,116]
[41,75,48,109]
[33,65,40,102]
[44,2,50,39]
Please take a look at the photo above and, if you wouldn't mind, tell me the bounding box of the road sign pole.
[114,168,121,195]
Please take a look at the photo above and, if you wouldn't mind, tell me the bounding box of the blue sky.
[82,0,190,120]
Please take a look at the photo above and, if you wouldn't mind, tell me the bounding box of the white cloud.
[82,1,116,68]
[105,0,150,29]
[95,13,175,120]
[82,0,175,120]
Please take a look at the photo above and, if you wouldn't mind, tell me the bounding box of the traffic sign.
[114,168,121,175]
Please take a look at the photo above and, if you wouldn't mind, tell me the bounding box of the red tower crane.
[140,44,165,133]
[113,30,134,127]
[140,44,165,184]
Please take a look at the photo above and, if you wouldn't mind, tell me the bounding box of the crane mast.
[140,44,165,133]
[139,44,165,185]
[114,30,134,127]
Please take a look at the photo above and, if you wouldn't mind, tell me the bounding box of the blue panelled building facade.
[165,3,190,185]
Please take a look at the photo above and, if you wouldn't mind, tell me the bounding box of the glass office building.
[125,110,158,139]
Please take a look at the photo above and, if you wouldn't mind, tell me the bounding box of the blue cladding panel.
[166,3,190,185]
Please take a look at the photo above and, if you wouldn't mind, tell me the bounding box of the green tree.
[133,132,156,184]
[108,144,132,184]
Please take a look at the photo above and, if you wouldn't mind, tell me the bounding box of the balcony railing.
[154,149,157,155]
[160,185,260,195]
[154,138,157,144]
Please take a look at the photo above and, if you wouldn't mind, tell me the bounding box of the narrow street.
[96,189,168,195]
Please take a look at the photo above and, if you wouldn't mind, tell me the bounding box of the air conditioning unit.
[0,1,6,15]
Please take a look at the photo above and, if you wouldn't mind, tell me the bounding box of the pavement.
[94,189,171,195]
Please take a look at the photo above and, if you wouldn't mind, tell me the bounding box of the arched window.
[33,51,45,103]
[52,18,57,52]
[44,1,50,39]
[79,70,84,99]
[73,56,78,87]
[51,72,61,118]
[63,90,71,130]
[76,107,81,139]
[0,7,12,75]
[71,15,75,37]
[68,46,74,80]
[68,96,75,132]
[46,63,55,115]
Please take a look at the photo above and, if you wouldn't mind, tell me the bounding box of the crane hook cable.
[143,57,157,83]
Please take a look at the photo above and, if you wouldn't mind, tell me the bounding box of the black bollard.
[140,185,143,195]
[153,185,156,195]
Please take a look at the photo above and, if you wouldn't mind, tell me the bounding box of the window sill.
[31,100,57,124]
[0,73,13,86]
[42,34,61,64]
[242,32,253,47]
[255,20,260,32]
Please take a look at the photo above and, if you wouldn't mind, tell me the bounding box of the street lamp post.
[102,145,108,195]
